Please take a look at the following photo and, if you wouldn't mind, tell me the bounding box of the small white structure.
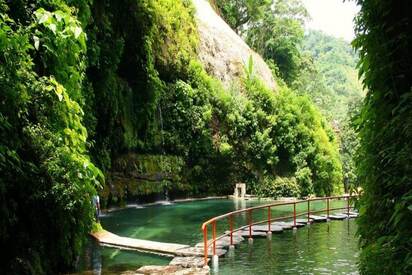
[233,183,246,198]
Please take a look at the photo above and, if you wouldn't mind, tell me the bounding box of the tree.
[353,0,412,273]
[212,0,271,34]
[0,5,103,274]
[246,0,309,84]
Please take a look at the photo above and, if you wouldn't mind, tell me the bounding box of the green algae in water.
[100,199,347,246]
[217,219,359,274]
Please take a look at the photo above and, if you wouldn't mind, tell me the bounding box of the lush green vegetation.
[211,0,270,34]
[299,30,364,121]
[298,31,364,192]
[215,0,363,193]
[0,0,345,273]
[0,1,102,273]
[352,0,412,273]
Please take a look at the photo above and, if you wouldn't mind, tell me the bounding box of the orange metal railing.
[201,195,357,266]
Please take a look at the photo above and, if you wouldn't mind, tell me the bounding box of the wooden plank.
[91,230,189,256]
[341,212,359,218]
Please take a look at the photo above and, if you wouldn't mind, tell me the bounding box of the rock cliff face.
[193,0,277,90]
[106,1,277,203]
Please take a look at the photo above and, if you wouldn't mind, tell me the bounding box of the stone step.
[169,256,207,268]
[175,246,227,257]
[296,218,313,224]
[328,214,348,220]
[195,235,244,248]
[228,230,269,238]
[282,221,306,228]
[271,221,294,230]
[309,215,328,222]
[251,224,283,233]
[136,265,209,275]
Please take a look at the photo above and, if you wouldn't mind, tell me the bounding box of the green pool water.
[77,198,358,274]
[217,219,359,274]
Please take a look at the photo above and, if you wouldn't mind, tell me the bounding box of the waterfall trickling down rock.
[158,105,171,203]
[158,105,165,154]
[193,0,277,91]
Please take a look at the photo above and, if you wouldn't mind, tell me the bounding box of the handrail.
[201,195,357,266]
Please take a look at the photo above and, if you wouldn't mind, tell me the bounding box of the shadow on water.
[75,238,170,274]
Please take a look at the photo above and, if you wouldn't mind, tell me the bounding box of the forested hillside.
[0,0,343,273]
[215,0,363,192]
[298,31,364,192]
[299,30,363,122]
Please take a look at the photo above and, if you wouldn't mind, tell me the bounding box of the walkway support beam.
[203,225,208,265]
[293,202,297,228]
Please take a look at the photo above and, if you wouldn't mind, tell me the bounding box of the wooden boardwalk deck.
[91,229,190,256]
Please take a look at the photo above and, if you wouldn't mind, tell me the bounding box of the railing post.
[248,210,252,240]
[293,201,297,229]
[327,197,330,219]
[307,199,310,224]
[229,215,233,246]
[212,221,216,256]
[268,206,271,232]
[203,225,208,266]
[347,196,350,216]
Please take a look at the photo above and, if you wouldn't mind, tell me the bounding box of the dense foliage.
[215,0,309,85]
[0,1,102,273]
[82,0,342,201]
[215,0,360,194]
[297,31,364,192]
[299,30,363,121]
[211,0,270,34]
[352,0,412,273]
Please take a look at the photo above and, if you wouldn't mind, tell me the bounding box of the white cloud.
[302,0,360,41]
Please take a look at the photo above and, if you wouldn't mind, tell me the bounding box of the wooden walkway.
[91,230,212,272]
[91,230,190,256]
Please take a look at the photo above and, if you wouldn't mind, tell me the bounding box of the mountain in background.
[295,30,364,122]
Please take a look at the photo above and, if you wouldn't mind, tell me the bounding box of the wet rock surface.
[193,0,277,90]
[133,265,210,275]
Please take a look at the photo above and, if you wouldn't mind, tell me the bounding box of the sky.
[302,0,360,41]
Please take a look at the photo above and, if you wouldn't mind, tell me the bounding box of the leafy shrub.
[254,176,300,199]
